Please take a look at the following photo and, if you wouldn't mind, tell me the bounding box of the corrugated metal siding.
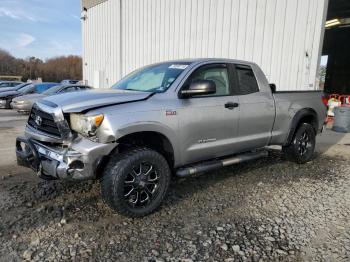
[83,0,121,87]
[82,0,328,91]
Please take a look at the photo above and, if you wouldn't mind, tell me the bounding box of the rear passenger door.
[230,64,275,151]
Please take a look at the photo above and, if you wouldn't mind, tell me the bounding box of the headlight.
[70,113,104,136]
[15,100,24,104]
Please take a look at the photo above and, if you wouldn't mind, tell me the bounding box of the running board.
[176,150,268,178]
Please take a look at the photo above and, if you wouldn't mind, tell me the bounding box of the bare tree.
[0,49,82,82]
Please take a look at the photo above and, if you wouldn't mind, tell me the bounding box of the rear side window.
[76,86,86,90]
[235,65,259,95]
[60,87,78,93]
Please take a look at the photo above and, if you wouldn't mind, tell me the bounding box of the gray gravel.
[0,148,350,262]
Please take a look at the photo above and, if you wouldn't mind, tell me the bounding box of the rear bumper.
[16,136,115,180]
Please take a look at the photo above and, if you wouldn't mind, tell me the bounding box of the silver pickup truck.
[16,59,326,217]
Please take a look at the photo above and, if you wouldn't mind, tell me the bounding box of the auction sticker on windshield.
[169,64,188,70]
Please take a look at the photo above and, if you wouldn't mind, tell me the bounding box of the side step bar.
[176,150,268,178]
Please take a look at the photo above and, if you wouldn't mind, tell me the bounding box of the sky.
[320,55,328,67]
[0,0,82,60]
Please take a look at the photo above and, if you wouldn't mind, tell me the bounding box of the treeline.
[0,49,82,82]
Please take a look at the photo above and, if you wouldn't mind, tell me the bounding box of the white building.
[81,0,329,91]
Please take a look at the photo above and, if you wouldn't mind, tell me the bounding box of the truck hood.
[41,89,153,113]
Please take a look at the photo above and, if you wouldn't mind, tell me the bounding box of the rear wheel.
[101,147,171,217]
[282,123,316,164]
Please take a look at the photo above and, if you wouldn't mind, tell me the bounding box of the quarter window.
[235,65,259,95]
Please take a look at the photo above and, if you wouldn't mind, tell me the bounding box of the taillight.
[322,95,328,106]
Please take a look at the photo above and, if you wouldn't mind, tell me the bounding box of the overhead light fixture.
[325,19,341,28]
[81,8,88,21]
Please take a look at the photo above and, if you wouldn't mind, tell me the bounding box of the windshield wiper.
[125,88,149,92]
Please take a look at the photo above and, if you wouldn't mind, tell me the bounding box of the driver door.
[178,63,240,165]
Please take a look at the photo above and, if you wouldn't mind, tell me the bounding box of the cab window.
[185,64,230,97]
[235,65,259,95]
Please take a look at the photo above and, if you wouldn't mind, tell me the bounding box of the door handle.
[225,102,239,110]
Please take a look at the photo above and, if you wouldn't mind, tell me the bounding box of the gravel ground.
[0,110,350,262]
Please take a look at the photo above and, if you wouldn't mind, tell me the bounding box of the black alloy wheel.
[297,131,311,156]
[123,162,161,208]
[282,123,316,164]
[101,147,171,217]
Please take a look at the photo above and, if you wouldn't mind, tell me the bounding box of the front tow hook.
[16,136,40,171]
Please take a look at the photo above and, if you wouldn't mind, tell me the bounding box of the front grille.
[28,106,61,137]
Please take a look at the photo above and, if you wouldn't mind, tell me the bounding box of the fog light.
[69,160,85,170]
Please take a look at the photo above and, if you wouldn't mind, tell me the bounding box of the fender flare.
[284,108,318,146]
[115,123,180,166]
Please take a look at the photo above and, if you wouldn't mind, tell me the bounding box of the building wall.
[82,0,328,91]
[82,0,107,9]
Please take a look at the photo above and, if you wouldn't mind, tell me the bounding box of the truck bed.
[270,90,326,145]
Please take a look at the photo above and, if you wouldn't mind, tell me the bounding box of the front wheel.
[282,123,316,164]
[101,147,171,217]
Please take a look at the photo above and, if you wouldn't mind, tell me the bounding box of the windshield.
[15,83,30,90]
[112,62,190,93]
[42,85,62,95]
[18,84,34,93]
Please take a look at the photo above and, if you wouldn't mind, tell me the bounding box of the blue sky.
[0,0,82,60]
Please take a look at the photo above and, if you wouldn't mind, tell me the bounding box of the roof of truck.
[156,58,256,66]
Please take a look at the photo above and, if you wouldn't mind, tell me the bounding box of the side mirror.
[180,80,216,98]
[269,83,276,93]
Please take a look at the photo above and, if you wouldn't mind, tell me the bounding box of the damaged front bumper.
[16,136,115,180]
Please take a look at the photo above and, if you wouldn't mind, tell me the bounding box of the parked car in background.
[0,81,23,88]
[12,84,92,112]
[61,80,79,85]
[0,82,32,93]
[0,82,59,109]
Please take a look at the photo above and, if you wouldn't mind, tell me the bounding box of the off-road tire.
[101,147,171,217]
[282,123,316,164]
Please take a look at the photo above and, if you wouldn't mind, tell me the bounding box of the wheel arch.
[284,108,319,146]
[115,131,176,169]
